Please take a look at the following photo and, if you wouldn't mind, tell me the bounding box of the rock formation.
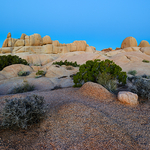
[1,32,96,54]
[121,37,137,49]
[138,40,150,47]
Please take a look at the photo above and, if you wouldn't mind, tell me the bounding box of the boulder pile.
[0,32,96,54]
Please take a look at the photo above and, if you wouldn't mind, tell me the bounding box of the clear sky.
[0,0,150,50]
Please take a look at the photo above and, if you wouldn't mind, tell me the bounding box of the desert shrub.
[53,60,80,67]
[33,63,41,66]
[66,66,74,70]
[128,70,137,76]
[129,76,150,100]
[36,70,46,76]
[73,59,127,87]
[0,55,29,71]
[18,71,29,76]
[9,80,34,94]
[97,72,117,93]
[1,95,47,129]
[142,59,149,63]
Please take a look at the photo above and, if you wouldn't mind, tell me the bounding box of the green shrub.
[9,80,34,94]
[53,60,80,67]
[73,59,127,87]
[18,71,29,76]
[97,72,117,93]
[128,70,137,76]
[36,70,46,76]
[1,95,47,129]
[142,59,149,63]
[129,76,150,100]
[0,55,29,71]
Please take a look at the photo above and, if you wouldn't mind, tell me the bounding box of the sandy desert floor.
[0,87,149,150]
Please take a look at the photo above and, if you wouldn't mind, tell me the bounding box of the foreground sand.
[0,87,149,150]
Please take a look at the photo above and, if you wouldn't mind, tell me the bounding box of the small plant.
[128,70,137,76]
[34,63,41,66]
[0,55,29,71]
[97,72,117,93]
[36,70,46,76]
[142,59,149,63]
[129,76,150,100]
[53,60,80,67]
[18,71,29,76]
[1,95,47,129]
[9,80,34,94]
[73,59,127,87]
[66,66,74,70]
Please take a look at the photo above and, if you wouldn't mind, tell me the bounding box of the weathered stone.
[101,48,112,52]
[7,32,11,38]
[1,47,13,53]
[86,46,95,52]
[25,35,30,46]
[121,37,137,49]
[20,33,26,40]
[42,44,53,54]
[139,40,150,47]
[30,34,43,46]
[2,39,8,47]
[140,47,150,55]
[118,91,138,105]
[79,82,116,101]
[52,40,59,46]
[73,41,87,51]
[14,39,25,47]
[43,35,52,45]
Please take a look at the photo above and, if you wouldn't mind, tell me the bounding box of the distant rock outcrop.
[1,32,96,54]
[121,37,137,49]
[138,40,150,47]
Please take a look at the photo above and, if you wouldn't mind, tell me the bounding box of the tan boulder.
[118,91,138,105]
[70,43,77,52]
[139,40,150,47]
[140,47,150,55]
[0,64,33,78]
[73,41,87,51]
[20,33,26,40]
[7,32,11,38]
[42,44,53,54]
[121,37,137,49]
[52,40,60,46]
[101,47,112,52]
[0,48,2,53]
[14,39,25,47]
[30,34,43,46]
[79,82,116,101]
[123,47,140,52]
[1,47,13,53]
[86,46,96,52]
[4,38,17,47]
[43,35,52,45]
[2,39,8,47]
[25,35,30,46]
[115,47,121,50]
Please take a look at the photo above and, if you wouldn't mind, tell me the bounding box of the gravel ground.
[0,87,149,150]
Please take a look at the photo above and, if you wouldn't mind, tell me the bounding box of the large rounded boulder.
[138,40,150,47]
[121,37,137,49]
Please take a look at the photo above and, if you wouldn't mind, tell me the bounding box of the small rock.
[118,91,138,105]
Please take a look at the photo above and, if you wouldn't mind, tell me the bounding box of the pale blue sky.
[0,0,150,50]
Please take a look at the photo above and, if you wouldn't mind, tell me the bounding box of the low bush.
[97,72,117,93]
[0,55,29,71]
[9,80,34,94]
[73,59,127,87]
[1,95,47,129]
[18,71,29,76]
[53,60,80,67]
[36,70,46,76]
[128,70,137,76]
[142,59,149,63]
[129,76,150,100]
